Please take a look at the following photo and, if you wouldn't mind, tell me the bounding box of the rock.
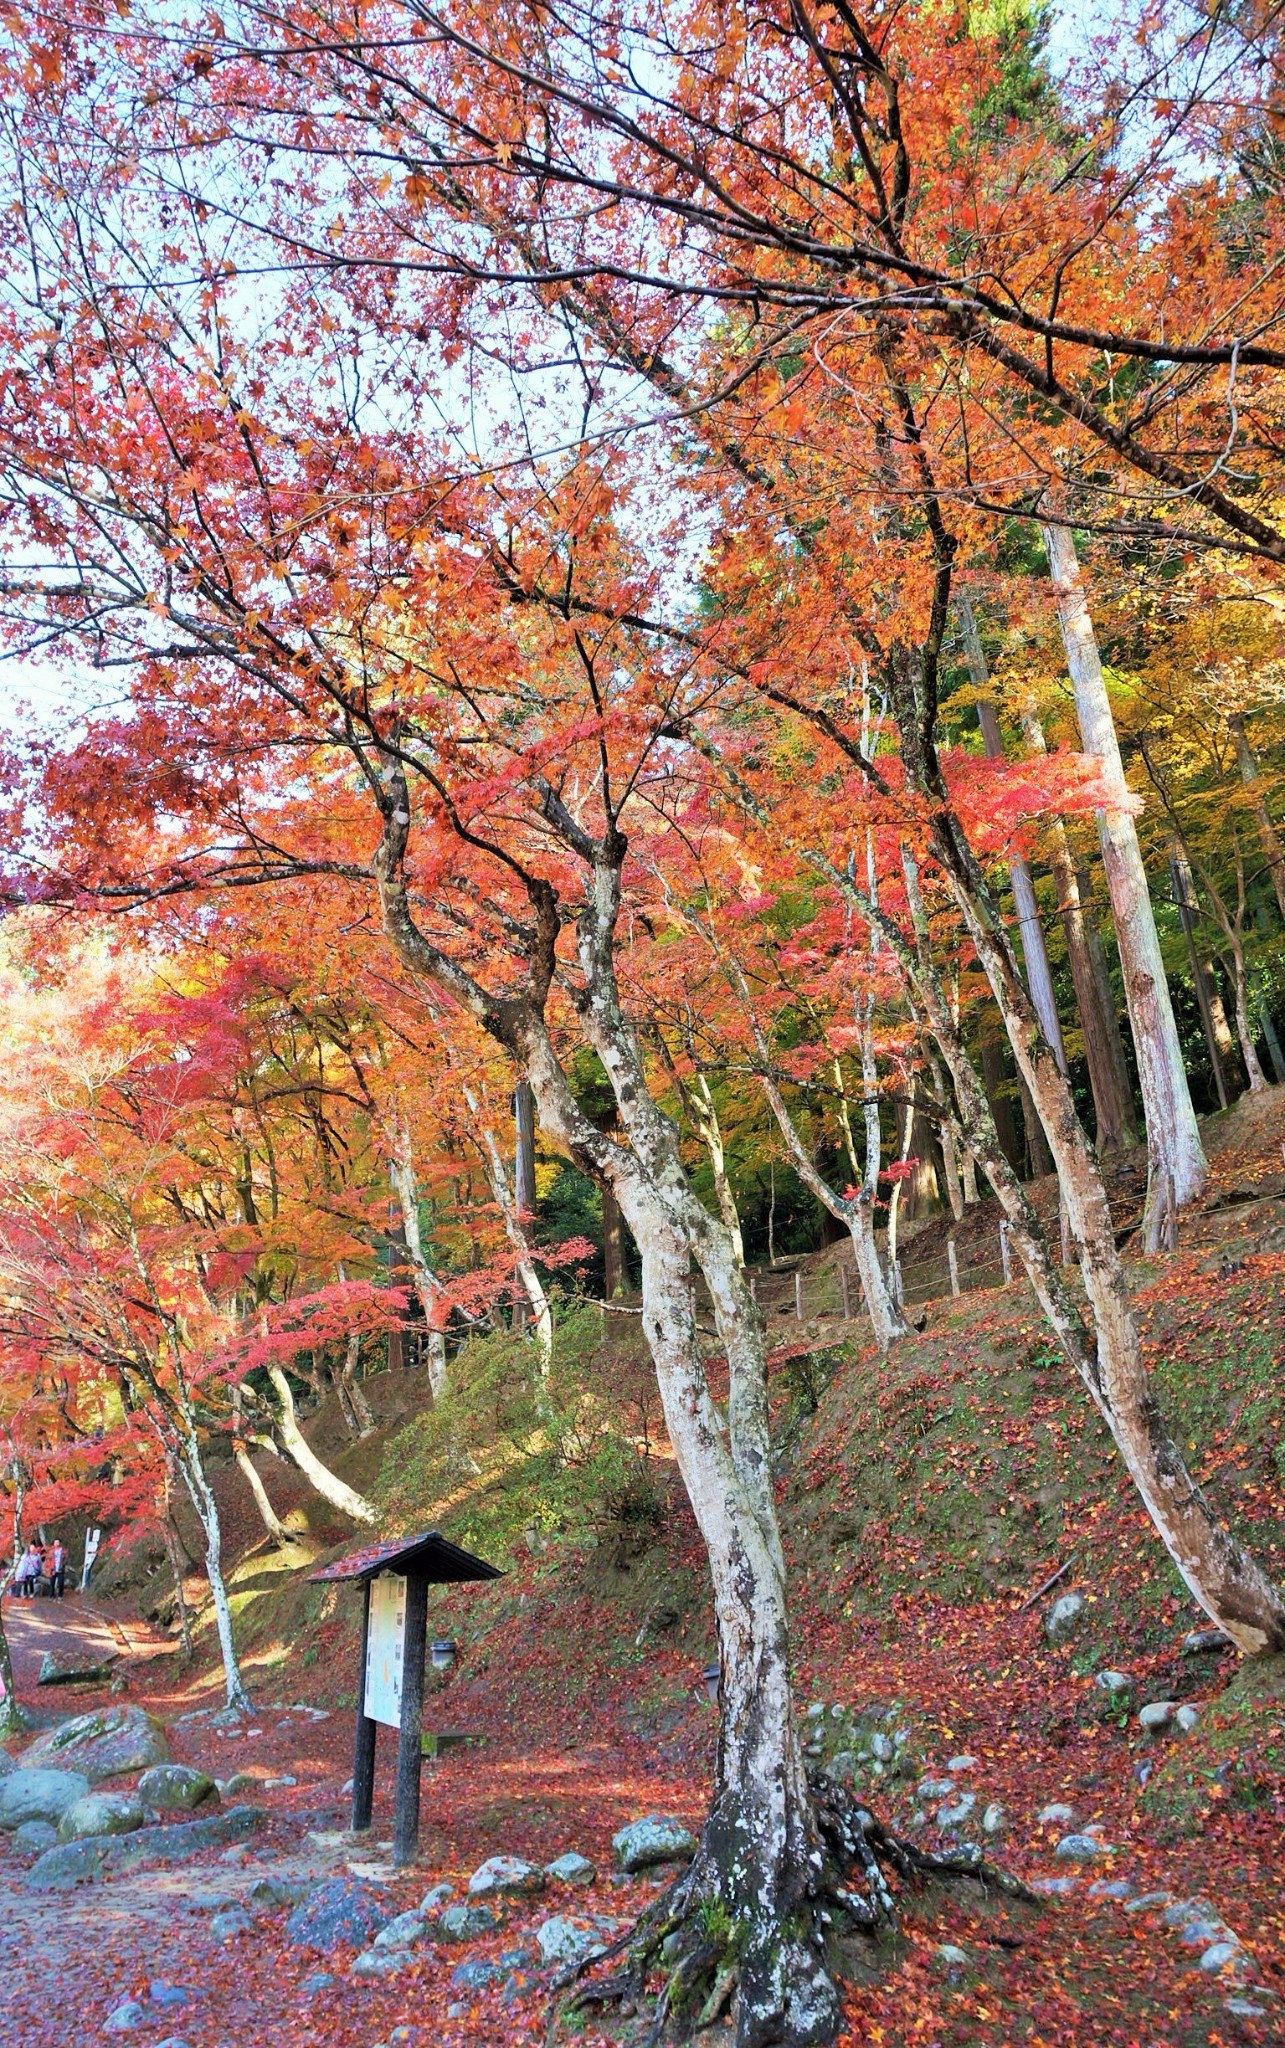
[1178,1918,1226,1946]
[1088,1880,1133,1899]
[612,1815,698,1873]
[1138,1700,1178,1734]
[981,1803,1005,1835]
[13,1819,58,1854]
[0,1767,91,1829]
[935,1793,977,1829]
[1201,1942,1243,1972]
[25,1804,265,1888]
[262,1774,296,1789]
[544,1852,596,1886]
[467,1854,546,1900]
[535,1915,607,1967]
[418,1882,455,1913]
[1030,1876,1078,1895]
[299,1973,335,1995]
[0,1749,13,1778]
[372,1911,427,1950]
[1037,1802,1076,1826]
[211,1908,252,1940]
[918,1777,957,1801]
[1182,1629,1232,1657]
[219,1772,259,1797]
[353,1948,411,1978]
[138,1765,217,1813]
[450,1959,504,1993]
[437,1902,499,1942]
[22,1704,170,1782]
[104,2002,147,2032]
[869,1732,894,1763]
[284,1879,393,1952]
[935,1944,970,1968]
[249,1874,317,1909]
[946,1755,978,1772]
[1055,1833,1112,1861]
[1045,1593,1086,1641]
[1094,1670,1130,1693]
[148,1983,190,2010]
[36,1648,119,1687]
[1224,1999,1267,2016]
[1124,1891,1173,1913]
[153,2041,193,2048]
[58,1790,144,1841]
[1173,1704,1201,1735]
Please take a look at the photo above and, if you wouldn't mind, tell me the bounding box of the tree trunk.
[1041,521,1206,1231]
[1229,713,1285,920]
[1260,1000,1285,1083]
[466,1087,554,1374]
[0,1596,19,1734]
[1019,1073,1055,1179]
[1019,692,1139,1152]
[265,1363,376,1523]
[338,1330,376,1434]
[175,1432,251,1709]
[958,597,1068,1073]
[385,1110,449,1398]
[233,1437,296,1545]
[899,837,1285,1657]
[162,1515,194,1657]
[978,1011,1023,1174]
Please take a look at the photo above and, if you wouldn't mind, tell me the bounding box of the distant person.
[12,1544,40,1597]
[49,1539,66,1599]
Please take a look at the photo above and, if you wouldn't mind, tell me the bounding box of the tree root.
[545,1776,1041,2047]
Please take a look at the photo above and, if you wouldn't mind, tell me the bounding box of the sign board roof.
[308,1530,504,1585]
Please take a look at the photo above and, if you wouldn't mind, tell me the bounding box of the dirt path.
[5,1591,176,1700]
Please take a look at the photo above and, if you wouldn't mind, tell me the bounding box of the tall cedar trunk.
[1260,1000,1285,1083]
[1019,694,1140,1151]
[958,599,1068,1072]
[1019,1074,1055,1180]
[176,1432,251,1709]
[265,1362,376,1523]
[978,1012,1023,1174]
[897,831,1285,1656]
[1041,522,1206,1232]
[1229,714,1285,919]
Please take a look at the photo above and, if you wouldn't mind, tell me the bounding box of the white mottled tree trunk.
[176,1431,251,1709]
[265,1362,376,1523]
[1042,522,1206,1234]
[384,1111,448,1398]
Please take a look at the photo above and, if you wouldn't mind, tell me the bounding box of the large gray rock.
[0,1747,14,1779]
[283,1878,393,1953]
[467,1855,546,1900]
[1138,1701,1178,1735]
[57,1790,144,1841]
[22,1703,169,1782]
[138,1764,217,1813]
[1044,1593,1086,1642]
[437,1902,499,1942]
[12,1820,57,1854]
[0,1766,91,1830]
[535,1915,607,1966]
[36,1647,119,1687]
[545,1852,596,1887]
[612,1815,698,1873]
[24,1803,265,1888]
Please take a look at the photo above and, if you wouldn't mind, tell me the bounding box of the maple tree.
[0,4,1283,2044]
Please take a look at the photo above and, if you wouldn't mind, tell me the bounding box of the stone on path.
[1182,1629,1231,1656]
[0,1766,91,1829]
[23,1703,169,1782]
[138,1764,217,1813]
[1201,1942,1244,1972]
[1173,1704,1201,1735]
[544,1851,596,1886]
[58,1790,144,1841]
[372,1911,427,1950]
[418,1883,455,1913]
[211,1907,252,1940]
[1094,1671,1130,1693]
[103,2001,147,2032]
[535,1915,606,1966]
[353,1948,412,1978]
[935,1793,976,1829]
[13,1819,58,1853]
[467,1854,546,1899]
[981,1803,1005,1835]
[436,1902,498,1941]
[1036,1802,1076,1826]
[612,1815,698,1873]
[285,1878,393,1952]
[36,1647,119,1687]
[1044,1593,1086,1641]
[1055,1833,1113,1861]
[450,1959,504,1994]
[25,1803,265,1888]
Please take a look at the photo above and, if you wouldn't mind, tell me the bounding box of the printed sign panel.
[364,1572,407,1728]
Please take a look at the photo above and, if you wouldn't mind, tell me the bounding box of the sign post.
[310,1530,502,1866]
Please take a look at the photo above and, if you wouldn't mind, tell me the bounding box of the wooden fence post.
[749,1272,758,1306]
[947,1240,960,1298]
[999,1221,1011,1285]
[794,1269,804,1321]
[840,1264,851,1319]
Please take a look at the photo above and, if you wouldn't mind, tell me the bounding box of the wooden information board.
[363,1572,407,1728]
